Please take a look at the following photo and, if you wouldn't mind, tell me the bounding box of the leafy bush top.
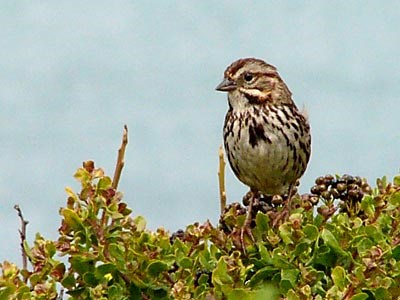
[1,161,400,300]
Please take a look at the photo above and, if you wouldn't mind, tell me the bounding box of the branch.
[112,125,128,190]
[14,204,29,271]
[218,145,227,214]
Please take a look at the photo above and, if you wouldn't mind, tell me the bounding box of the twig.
[112,125,128,190]
[218,145,227,214]
[14,204,29,271]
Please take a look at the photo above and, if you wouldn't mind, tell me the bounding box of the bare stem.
[112,125,129,190]
[14,204,29,271]
[218,145,227,214]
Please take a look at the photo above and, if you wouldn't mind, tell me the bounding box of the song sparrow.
[216,58,311,241]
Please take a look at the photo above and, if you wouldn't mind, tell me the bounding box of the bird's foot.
[238,190,260,253]
[271,193,294,227]
[240,223,255,253]
[272,206,289,227]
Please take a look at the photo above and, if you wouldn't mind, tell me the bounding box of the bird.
[216,58,311,246]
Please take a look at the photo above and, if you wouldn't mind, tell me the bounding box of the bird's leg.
[272,185,297,227]
[240,190,257,251]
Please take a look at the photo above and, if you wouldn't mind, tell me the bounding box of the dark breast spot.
[248,122,270,147]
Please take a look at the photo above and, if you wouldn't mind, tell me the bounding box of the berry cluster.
[242,194,274,214]
[311,174,372,203]
[170,229,185,244]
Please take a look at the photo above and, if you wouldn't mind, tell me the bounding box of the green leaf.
[271,253,292,269]
[258,243,272,264]
[198,248,215,270]
[148,288,168,298]
[95,263,116,279]
[356,237,374,255]
[108,283,124,300]
[313,244,336,268]
[97,176,112,190]
[173,238,189,254]
[389,191,400,206]
[227,289,249,300]
[108,243,126,267]
[61,208,84,231]
[74,167,91,185]
[129,274,147,288]
[255,212,270,232]
[61,274,76,289]
[293,242,309,256]
[321,229,347,256]
[45,240,57,257]
[360,195,375,217]
[70,256,95,275]
[392,245,400,260]
[65,186,78,201]
[303,224,319,241]
[393,175,400,186]
[377,176,388,188]
[0,286,15,299]
[286,289,301,300]
[364,225,385,242]
[252,283,280,299]
[83,272,98,287]
[350,292,369,300]
[133,215,147,232]
[335,213,350,228]
[147,261,168,277]
[177,257,192,269]
[197,273,211,286]
[227,284,280,300]
[313,214,325,227]
[248,266,279,287]
[281,268,299,290]
[212,258,233,286]
[15,285,30,297]
[372,286,392,299]
[331,266,347,290]
[279,224,293,245]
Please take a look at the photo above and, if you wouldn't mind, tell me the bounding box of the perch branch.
[218,145,227,214]
[14,204,29,271]
[112,125,128,190]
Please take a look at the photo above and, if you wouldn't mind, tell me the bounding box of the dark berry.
[272,195,283,205]
[170,229,185,243]
[342,174,355,184]
[337,183,347,192]
[315,176,325,185]
[311,185,320,195]
[321,190,331,200]
[331,188,340,199]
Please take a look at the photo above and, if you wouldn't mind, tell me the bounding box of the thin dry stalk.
[218,145,227,214]
[112,125,128,190]
[14,204,28,272]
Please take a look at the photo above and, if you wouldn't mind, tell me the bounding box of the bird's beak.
[215,78,236,92]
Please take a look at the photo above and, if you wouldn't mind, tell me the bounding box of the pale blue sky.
[1,1,400,264]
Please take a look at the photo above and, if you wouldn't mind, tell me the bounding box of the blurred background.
[1,1,400,264]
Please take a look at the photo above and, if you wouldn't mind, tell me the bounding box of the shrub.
[1,159,400,299]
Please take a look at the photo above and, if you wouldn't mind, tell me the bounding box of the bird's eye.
[244,73,253,82]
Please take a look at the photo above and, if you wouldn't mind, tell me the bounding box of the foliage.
[1,161,400,299]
